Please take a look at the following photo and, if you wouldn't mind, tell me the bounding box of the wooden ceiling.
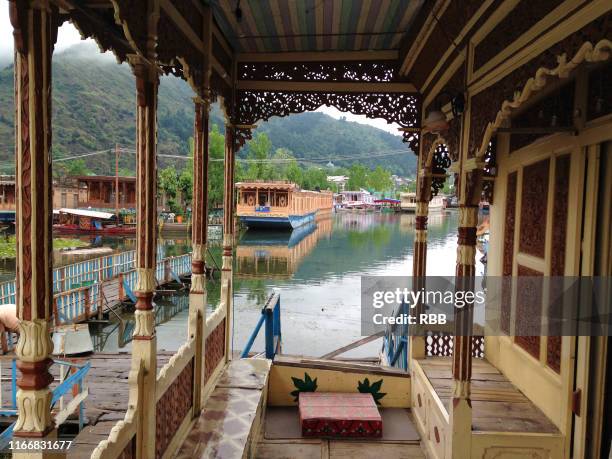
[209,0,426,53]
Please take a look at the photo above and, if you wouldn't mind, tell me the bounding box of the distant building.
[0,175,15,211]
[0,175,81,210]
[76,175,136,209]
[391,174,411,188]
[53,179,81,209]
[327,175,349,192]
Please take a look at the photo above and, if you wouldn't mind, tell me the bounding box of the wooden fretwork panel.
[514,265,543,358]
[519,159,550,258]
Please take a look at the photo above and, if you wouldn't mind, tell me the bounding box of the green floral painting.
[290,372,318,401]
[357,378,386,404]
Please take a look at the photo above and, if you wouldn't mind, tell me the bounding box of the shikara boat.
[53,208,135,235]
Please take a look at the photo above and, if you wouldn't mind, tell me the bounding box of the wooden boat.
[374,198,401,212]
[53,208,136,235]
[236,181,333,230]
[399,192,445,213]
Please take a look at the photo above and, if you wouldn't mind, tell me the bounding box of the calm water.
[2,211,484,358]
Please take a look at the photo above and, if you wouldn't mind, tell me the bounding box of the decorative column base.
[14,320,54,438]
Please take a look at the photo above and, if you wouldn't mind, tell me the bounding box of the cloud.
[1,0,87,60]
[316,106,402,136]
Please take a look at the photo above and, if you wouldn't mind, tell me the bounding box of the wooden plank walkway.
[66,352,173,458]
[0,353,172,457]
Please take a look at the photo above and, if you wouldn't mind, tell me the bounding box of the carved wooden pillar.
[411,148,432,361]
[129,54,159,459]
[449,169,481,456]
[221,123,236,363]
[10,0,58,443]
[190,93,210,412]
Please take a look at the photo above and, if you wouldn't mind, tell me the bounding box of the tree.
[207,124,225,209]
[347,164,368,190]
[368,166,393,192]
[244,132,274,180]
[302,167,328,191]
[54,158,91,178]
[158,165,181,214]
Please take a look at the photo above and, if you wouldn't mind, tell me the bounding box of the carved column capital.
[190,273,206,294]
[193,93,211,111]
[192,243,205,262]
[133,309,155,339]
[16,320,53,363]
[458,206,478,227]
[134,267,156,293]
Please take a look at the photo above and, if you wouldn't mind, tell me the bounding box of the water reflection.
[229,210,475,358]
[6,211,477,357]
[235,216,332,280]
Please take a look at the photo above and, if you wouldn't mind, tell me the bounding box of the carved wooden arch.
[227,89,421,151]
[475,39,612,159]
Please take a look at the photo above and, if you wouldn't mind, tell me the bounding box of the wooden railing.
[0,247,170,306]
[91,291,229,458]
[53,253,191,326]
[0,249,191,327]
[425,332,485,359]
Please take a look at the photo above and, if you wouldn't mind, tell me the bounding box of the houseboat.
[236,181,333,229]
[339,189,376,209]
[53,208,135,235]
[399,192,445,213]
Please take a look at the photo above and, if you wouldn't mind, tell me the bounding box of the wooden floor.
[256,440,426,459]
[418,357,560,434]
[1,352,172,458]
[258,406,425,458]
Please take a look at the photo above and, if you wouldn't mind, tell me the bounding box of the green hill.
[0,42,415,176]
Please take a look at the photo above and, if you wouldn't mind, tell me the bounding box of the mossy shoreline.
[0,235,88,259]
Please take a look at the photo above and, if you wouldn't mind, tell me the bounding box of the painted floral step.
[299,392,383,438]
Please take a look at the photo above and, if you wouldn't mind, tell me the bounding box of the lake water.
[2,211,485,359]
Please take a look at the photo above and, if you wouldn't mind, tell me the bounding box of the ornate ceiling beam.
[236,50,399,63]
[158,0,231,87]
[398,0,448,76]
[236,80,417,93]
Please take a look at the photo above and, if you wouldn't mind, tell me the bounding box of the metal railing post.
[265,307,274,359]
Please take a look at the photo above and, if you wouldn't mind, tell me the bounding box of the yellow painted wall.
[268,363,411,408]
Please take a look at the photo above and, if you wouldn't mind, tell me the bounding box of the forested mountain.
[0,42,416,176]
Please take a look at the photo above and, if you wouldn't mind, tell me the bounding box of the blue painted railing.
[0,245,167,306]
[241,292,281,359]
[382,302,409,371]
[0,359,90,448]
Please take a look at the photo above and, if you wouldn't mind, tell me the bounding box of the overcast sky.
[0,0,400,135]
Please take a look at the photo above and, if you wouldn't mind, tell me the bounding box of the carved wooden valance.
[228,60,421,152]
[229,89,420,151]
[238,61,401,83]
